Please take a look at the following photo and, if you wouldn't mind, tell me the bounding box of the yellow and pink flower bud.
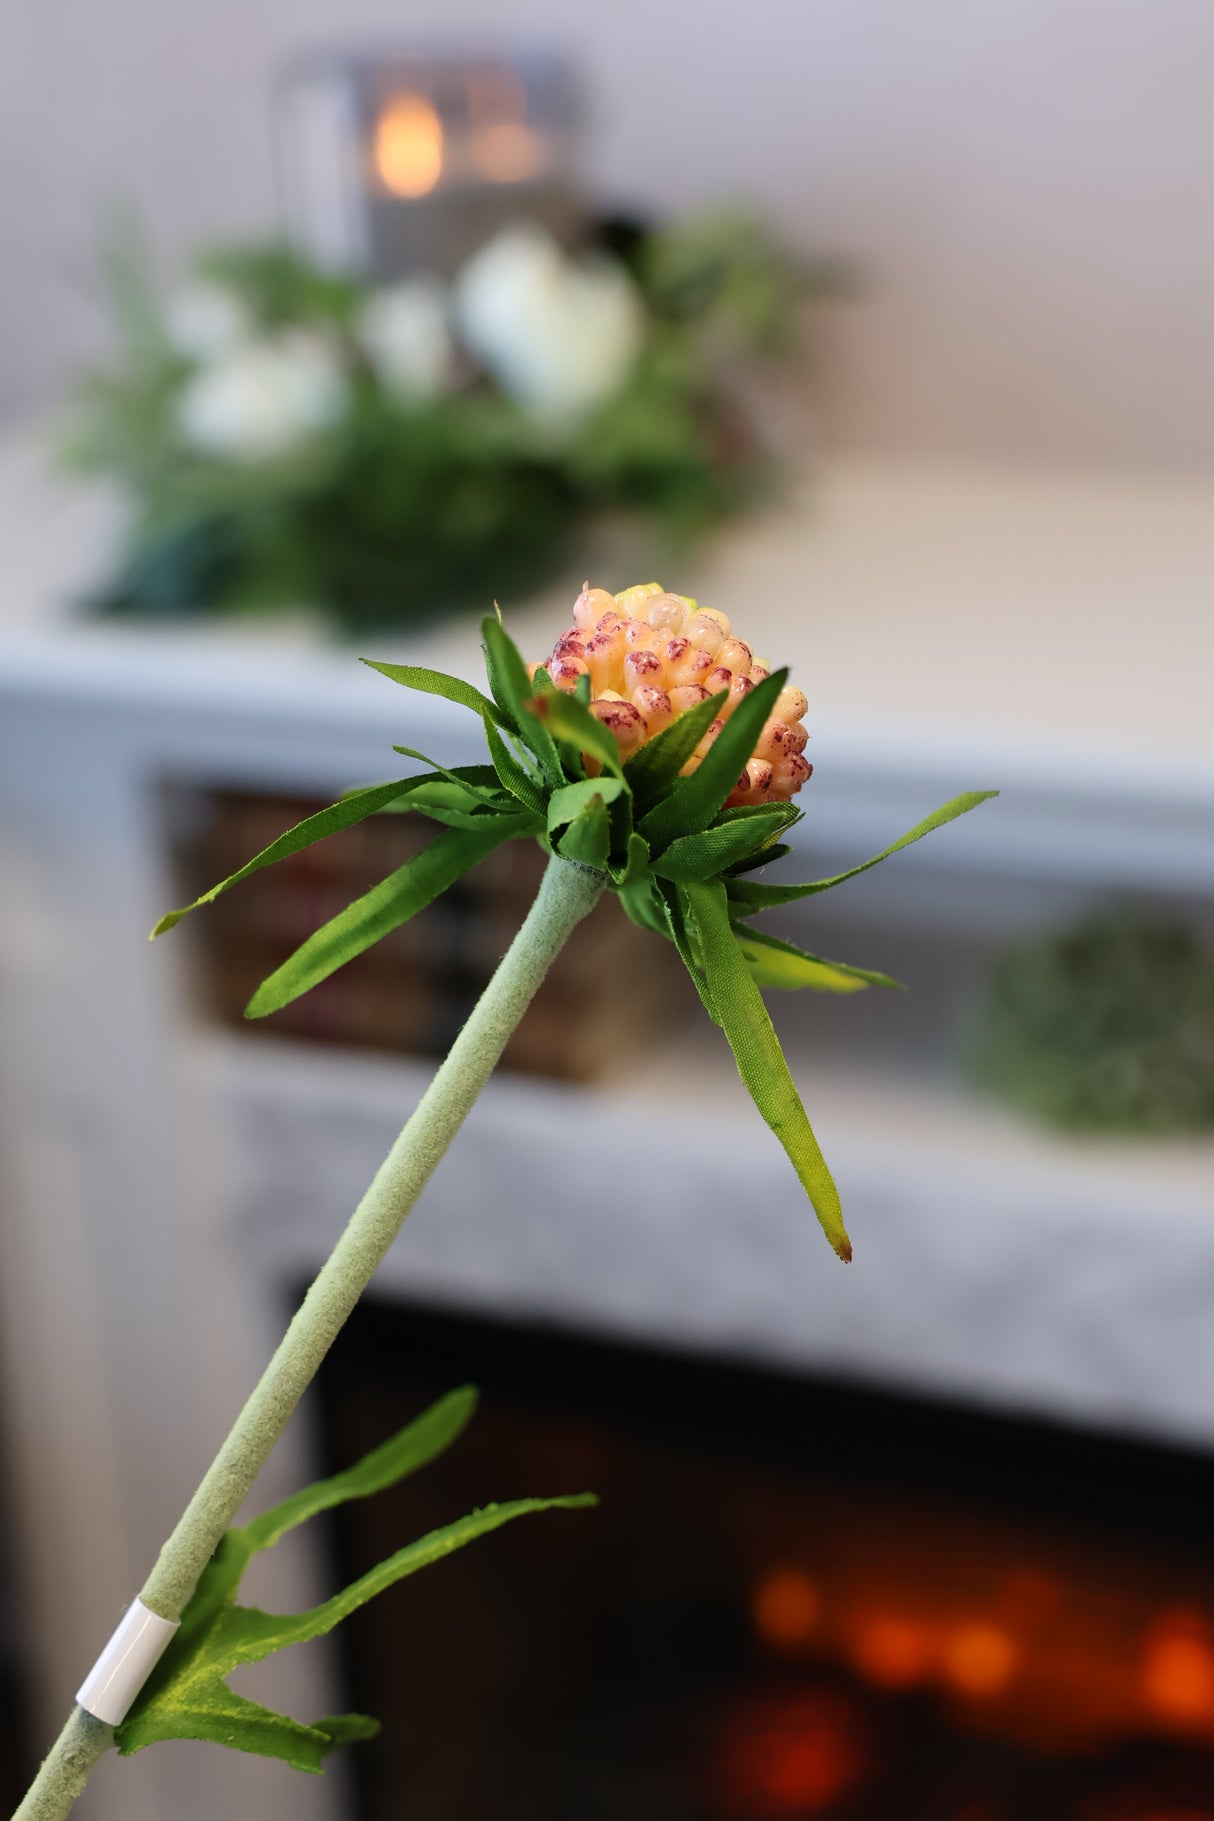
[531,582,812,809]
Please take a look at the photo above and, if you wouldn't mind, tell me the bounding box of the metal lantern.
[276,47,584,281]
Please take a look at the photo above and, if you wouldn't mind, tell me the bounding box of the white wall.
[2,0,1212,468]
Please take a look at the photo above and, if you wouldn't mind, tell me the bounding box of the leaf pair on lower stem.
[116,1388,594,1772]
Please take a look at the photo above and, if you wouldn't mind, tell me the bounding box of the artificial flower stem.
[15,853,605,1821]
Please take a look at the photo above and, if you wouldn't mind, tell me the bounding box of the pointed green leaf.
[245,818,531,1017]
[361,658,508,729]
[244,1387,478,1552]
[482,617,562,785]
[118,1391,597,1773]
[151,776,442,937]
[732,925,902,993]
[654,805,797,883]
[622,690,726,810]
[638,670,788,854]
[727,791,1000,911]
[527,685,624,778]
[679,878,852,1261]
[228,1493,598,1668]
[121,1680,364,1774]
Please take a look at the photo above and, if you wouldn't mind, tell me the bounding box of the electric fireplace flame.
[744,1544,1214,1761]
[317,1301,1214,1821]
[373,93,443,198]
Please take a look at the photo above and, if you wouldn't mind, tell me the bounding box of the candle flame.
[374,94,443,198]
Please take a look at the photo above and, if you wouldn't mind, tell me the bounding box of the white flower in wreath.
[176,332,346,462]
[165,282,253,363]
[454,223,645,425]
[358,278,453,399]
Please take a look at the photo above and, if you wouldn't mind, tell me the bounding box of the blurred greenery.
[967,909,1214,1134]
[67,211,812,633]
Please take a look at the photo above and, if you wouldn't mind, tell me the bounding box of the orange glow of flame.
[941,1622,1018,1699]
[850,1614,935,1689]
[752,1569,822,1650]
[374,94,443,198]
[716,1690,865,1817]
[1143,1612,1214,1724]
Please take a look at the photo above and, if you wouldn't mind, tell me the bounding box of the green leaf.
[732,925,902,993]
[151,775,450,937]
[727,791,1000,911]
[528,684,625,779]
[482,617,562,785]
[217,1496,598,1668]
[117,1390,596,1774]
[678,878,852,1261]
[654,805,796,883]
[243,1387,478,1552]
[245,817,532,1017]
[638,670,787,853]
[622,689,726,811]
[361,658,508,729]
[481,712,549,815]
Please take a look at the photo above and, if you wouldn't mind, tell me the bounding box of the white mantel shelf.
[1,426,1213,1821]
[1,429,1212,887]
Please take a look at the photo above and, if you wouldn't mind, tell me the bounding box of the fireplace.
[314,1297,1214,1821]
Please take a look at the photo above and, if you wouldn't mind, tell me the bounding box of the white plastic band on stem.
[76,1600,180,1726]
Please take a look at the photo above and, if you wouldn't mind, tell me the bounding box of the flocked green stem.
[14,853,604,1821]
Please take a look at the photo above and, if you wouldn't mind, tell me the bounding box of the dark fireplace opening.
[312,1298,1214,1821]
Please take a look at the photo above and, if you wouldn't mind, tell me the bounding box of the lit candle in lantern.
[278,50,584,281]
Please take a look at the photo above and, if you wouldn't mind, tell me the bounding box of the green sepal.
[548,775,625,870]
[481,617,563,785]
[726,841,793,875]
[547,776,626,837]
[614,834,673,937]
[638,670,787,854]
[245,816,535,1017]
[151,776,445,937]
[526,685,625,779]
[622,690,726,812]
[654,804,797,883]
[726,791,999,911]
[732,924,902,993]
[361,658,508,729]
[371,767,504,821]
[379,783,508,830]
[389,747,513,807]
[677,877,852,1261]
[480,713,549,816]
[117,1389,596,1774]
[556,796,612,870]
